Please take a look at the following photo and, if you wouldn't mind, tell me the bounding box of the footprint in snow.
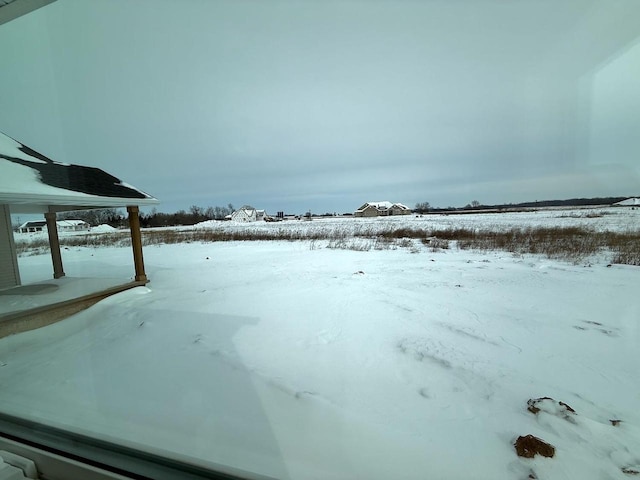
[572,320,619,337]
[418,387,431,399]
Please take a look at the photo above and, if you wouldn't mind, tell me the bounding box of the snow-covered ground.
[12,206,640,248]
[192,206,640,235]
[1,209,639,479]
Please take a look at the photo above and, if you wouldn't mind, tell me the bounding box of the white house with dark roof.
[354,201,411,217]
[231,205,266,222]
[16,220,46,233]
[17,219,90,233]
[56,219,91,231]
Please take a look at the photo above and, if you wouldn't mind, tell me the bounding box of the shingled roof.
[0,131,158,213]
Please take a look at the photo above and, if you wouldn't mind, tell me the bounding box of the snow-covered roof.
[0,0,57,26]
[356,201,408,212]
[17,219,89,229]
[0,131,159,213]
[232,206,267,215]
[368,201,393,209]
[56,219,90,227]
[613,198,640,206]
[18,221,46,229]
[391,203,410,210]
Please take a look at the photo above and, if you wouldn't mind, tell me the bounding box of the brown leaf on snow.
[514,435,555,459]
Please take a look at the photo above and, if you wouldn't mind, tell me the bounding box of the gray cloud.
[1,0,639,214]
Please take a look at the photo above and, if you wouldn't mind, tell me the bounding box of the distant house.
[57,219,91,232]
[354,201,411,217]
[613,198,640,207]
[17,220,46,233]
[354,203,381,217]
[17,219,90,234]
[389,203,411,215]
[230,205,266,222]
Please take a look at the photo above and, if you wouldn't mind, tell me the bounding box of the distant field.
[14,206,640,265]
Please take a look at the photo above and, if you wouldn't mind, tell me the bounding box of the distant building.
[17,221,46,233]
[17,219,90,234]
[389,203,412,215]
[354,201,411,217]
[230,205,266,222]
[57,219,91,232]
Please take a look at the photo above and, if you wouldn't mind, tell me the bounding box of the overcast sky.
[1,0,639,214]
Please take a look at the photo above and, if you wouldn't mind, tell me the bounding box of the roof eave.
[0,0,57,26]
[2,192,159,214]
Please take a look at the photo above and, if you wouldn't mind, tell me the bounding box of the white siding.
[231,208,257,222]
[0,204,20,289]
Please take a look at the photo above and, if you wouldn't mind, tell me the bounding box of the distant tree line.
[58,204,236,228]
[414,202,431,213]
[491,197,629,209]
[420,196,632,213]
[59,208,125,227]
[139,204,235,227]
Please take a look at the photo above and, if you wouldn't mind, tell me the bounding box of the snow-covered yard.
[1,209,639,479]
[192,206,640,235]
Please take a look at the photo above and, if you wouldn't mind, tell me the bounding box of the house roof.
[391,203,410,210]
[368,201,393,210]
[356,201,409,212]
[356,201,390,212]
[18,221,46,229]
[232,206,267,215]
[18,219,90,230]
[57,219,89,227]
[0,0,56,26]
[0,131,159,213]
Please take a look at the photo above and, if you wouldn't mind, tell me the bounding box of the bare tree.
[59,208,123,227]
[414,202,431,213]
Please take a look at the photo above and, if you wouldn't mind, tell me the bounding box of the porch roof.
[0,131,159,213]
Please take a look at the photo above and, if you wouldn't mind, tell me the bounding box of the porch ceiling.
[0,0,56,26]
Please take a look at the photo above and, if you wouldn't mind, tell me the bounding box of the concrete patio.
[0,276,146,338]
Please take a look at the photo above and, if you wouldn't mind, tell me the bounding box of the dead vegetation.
[14,225,640,265]
[514,434,556,458]
[373,226,639,265]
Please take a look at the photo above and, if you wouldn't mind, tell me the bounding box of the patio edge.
[0,281,148,339]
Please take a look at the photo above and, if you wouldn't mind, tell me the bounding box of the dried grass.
[14,225,640,265]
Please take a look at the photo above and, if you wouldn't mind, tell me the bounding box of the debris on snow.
[527,397,576,421]
[514,434,556,458]
[526,397,552,414]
